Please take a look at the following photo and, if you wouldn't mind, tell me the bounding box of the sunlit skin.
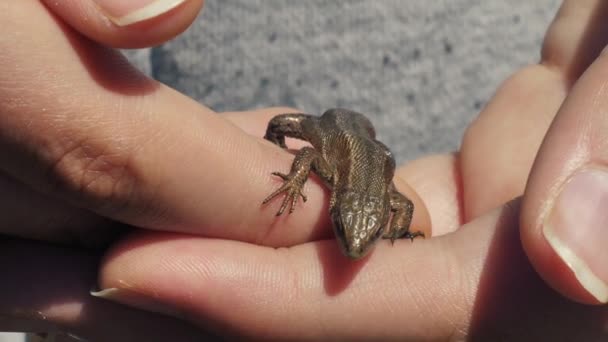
[2,1,608,340]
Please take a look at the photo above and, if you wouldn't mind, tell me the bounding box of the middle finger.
[460,0,608,220]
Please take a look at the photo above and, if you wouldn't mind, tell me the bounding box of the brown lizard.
[262,108,424,259]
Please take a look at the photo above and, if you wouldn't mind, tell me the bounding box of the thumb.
[41,0,204,48]
[521,48,608,304]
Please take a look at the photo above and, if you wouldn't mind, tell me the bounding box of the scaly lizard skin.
[262,108,424,259]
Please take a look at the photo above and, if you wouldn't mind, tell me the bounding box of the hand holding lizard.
[1,0,607,341]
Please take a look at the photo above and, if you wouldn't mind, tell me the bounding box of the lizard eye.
[363,197,378,213]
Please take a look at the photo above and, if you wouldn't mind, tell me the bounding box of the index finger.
[0,2,431,247]
[0,2,310,246]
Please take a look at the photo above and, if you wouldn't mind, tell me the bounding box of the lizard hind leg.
[383,185,425,243]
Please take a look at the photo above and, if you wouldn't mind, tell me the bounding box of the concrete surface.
[124,0,561,163]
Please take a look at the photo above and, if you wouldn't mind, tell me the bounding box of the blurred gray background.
[3,0,563,341]
[124,0,561,163]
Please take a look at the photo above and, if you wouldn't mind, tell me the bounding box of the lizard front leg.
[262,147,332,216]
[383,183,425,242]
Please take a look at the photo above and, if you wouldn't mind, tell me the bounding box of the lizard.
[262,108,425,259]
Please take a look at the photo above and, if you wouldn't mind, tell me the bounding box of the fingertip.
[521,224,604,305]
[42,0,204,48]
[396,153,463,236]
[393,176,432,238]
[521,170,608,305]
[522,166,608,304]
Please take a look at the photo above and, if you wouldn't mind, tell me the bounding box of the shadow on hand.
[314,240,371,296]
[0,237,208,341]
[469,200,608,341]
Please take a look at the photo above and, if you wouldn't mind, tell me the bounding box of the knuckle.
[45,136,142,213]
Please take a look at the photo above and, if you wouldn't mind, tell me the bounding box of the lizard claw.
[382,230,425,243]
[262,171,308,216]
[403,231,425,242]
[271,172,289,180]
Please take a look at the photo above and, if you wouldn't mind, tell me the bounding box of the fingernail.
[91,288,183,317]
[93,0,187,26]
[544,168,608,303]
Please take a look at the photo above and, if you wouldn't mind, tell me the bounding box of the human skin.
[0,0,607,340]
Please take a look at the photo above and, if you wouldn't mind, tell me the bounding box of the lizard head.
[330,191,391,259]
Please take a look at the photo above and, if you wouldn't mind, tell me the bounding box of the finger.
[0,172,121,247]
[98,201,607,340]
[0,238,210,341]
[396,153,462,236]
[1,3,430,249]
[39,0,204,48]
[0,4,324,247]
[460,65,562,219]
[460,0,608,220]
[542,0,608,85]
[521,30,608,304]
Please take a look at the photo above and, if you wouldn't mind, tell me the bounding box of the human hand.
[2,0,423,340]
[92,0,606,340]
[461,0,608,306]
[2,0,607,341]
